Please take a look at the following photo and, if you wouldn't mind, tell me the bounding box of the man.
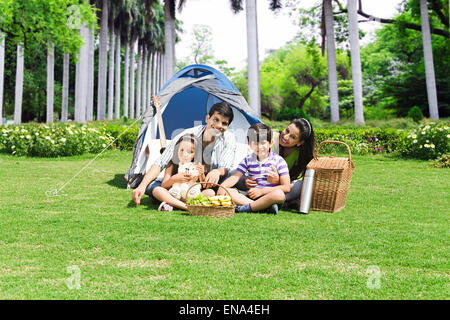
[132,101,236,208]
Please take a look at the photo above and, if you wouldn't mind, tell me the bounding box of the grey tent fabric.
[191,78,254,116]
[124,74,252,187]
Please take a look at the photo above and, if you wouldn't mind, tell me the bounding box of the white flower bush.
[0,123,114,157]
[407,121,449,160]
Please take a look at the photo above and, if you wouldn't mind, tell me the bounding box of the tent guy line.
[44,116,143,200]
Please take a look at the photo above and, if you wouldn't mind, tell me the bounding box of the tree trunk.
[298,84,316,110]
[142,47,147,114]
[97,0,108,120]
[420,0,439,119]
[129,39,135,119]
[123,41,129,118]
[324,0,340,123]
[347,0,365,125]
[115,29,121,119]
[136,43,142,118]
[108,25,115,120]
[46,43,55,123]
[75,25,89,123]
[147,50,152,110]
[164,1,176,83]
[156,52,160,93]
[86,29,95,121]
[246,0,261,118]
[0,33,5,125]
[61,52,69,122]
[14,44,24,124]
[151,51,156,94]
[155,52,159,93]
[159,53,163,92]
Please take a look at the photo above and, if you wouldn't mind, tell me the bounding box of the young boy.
[218,123,291,214]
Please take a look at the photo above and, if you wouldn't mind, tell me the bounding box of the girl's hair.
[282,118,315,180]
[167,134,202,173]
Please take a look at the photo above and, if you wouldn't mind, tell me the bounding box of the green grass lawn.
[0,150,448,299]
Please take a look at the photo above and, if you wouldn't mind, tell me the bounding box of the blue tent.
[125,64,262,187]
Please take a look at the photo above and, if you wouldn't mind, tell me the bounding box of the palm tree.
[152,51,157,94]
[46,43,55,123]
[420,0,439,119]
[347,0,364,125]
[136,43,142,118]
[142,46,148,114]
[146,49,152,110]
[115,16,122,119]
[119,0,135,119]
[163,1,176,82]
[129,36,136,119]
[75,25,90,123]
[61,52,69,122]
[86,29,95,122]
[108,21,115,120]
[14,44,24,124]
[324,0,339,122]
[0,33,5,125]
[97,0,109,120]
[123,40,130,118]
[230,0,282,119]
[245,0,261,118]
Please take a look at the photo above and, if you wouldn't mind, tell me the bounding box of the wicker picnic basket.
[306,141,355,213]
[186,182,235,218]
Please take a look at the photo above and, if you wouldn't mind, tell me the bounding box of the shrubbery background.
[1,119,448,161]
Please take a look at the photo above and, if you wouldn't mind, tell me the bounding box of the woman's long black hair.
[281,118,315,180]
[167,134,203,174]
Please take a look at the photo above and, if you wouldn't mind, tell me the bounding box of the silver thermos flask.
[299,169,315,214]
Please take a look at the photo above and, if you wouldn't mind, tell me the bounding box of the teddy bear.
[168,162,202,201]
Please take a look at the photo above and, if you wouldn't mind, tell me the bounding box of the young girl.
[152,134,214,211]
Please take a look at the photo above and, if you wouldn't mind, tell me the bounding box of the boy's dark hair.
[247,123,273,144]
[208,101,234,125]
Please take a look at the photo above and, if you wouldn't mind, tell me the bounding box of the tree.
[97,0,109,120]
[14,44,24,124]
[86,28,95,122]
[46,43,54,123]
[230,0,282,119]
[61,52,69,122]
[108,18,115,120]
[163,0,186,83]
[347,0,364,125]
[359,1,449,118]
[245,0,261,118]
[324,0,339,122]
[136,43,142,118]
[0,0,96,123]
[0,33,4,124]
[420,0,439,119]
[74,25,90,123]
[190,24,214,65]
[115,11,121,119]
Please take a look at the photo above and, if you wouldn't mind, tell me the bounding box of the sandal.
[158,202,173,212]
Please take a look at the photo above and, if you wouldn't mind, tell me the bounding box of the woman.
[243,118,315,208]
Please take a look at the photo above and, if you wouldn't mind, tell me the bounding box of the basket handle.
[316,140,352,162]
[185,182,235,205]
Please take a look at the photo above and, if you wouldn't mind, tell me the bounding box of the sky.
[176,0,404,71]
